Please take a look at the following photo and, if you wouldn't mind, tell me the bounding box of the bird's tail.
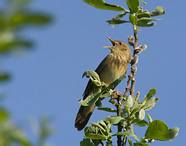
[75,104,95,131]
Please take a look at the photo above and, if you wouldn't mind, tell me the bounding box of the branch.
[121,33,147,106]
[100,141,105,146]
[120,33,147,146]
[117,95,122,146]
[130,33,139,96]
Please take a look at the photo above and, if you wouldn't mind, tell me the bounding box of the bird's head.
[104,36,131,54]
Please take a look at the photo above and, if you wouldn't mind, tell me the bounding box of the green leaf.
[145,120,179,140]
[83,0,126,11]
[112,132,139,141]
[133,120,149,127]
[85,121,111,141]
[95,98,103,107]
[134,143,150,146]
[9,12,52,26]
[0,41,33,54]
[86,133,107,140]
[150,6,165,17]
[137,12,151,19]
[131,104,141,112]
[98,120,108,130]
[106,140,113,146]
[8,129,31,146]
[82,70,100,81]
[146,114,152,123]
[90,122,107,132]
[130,107,140,117]
[136,8,164,27]
[0,108,9,122]
[106,75,126,90]
[0,73,10,82]
[113,12,128,20]
[137,18,158,27]
[80,138,94,146]
[165,127,180,139]
[136,28,141,31]
[105,116,125,125]
[107,19,129,25]
[130,14,138,25]
[143,97,159,110]
[78,89,101,106]
[138,109,145,121]
[124,105,131,115]
[140,1,147,5]
[82,70,103,86]
[106,12,129,25]
[92,139,101,146]
[90,78,103,86]
[100,90,117,98]
[146,89,156,100]
[126,0,140,13]
[126,95,134,108]
[39,116,54,140]
[97,107,117,113]
[109,99,117,107]
[128,138,133,146]
[145,120,168,140]
[84,126,96,135]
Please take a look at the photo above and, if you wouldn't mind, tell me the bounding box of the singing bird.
[75,36,132,131]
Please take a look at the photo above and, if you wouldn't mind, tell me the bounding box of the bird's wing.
[83,54,110,99]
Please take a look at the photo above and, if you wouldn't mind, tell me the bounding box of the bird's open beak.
[104,36,117,49]
[106,36,116,46]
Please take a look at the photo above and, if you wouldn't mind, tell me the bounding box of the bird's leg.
[104,83,122,99]
[112,90,122,99]
[105,83,110,86]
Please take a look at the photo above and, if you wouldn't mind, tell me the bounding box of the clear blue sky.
[2,0,186,145]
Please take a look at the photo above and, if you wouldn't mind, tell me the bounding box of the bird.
[75,36,132,131]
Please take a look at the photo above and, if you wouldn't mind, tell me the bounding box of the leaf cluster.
[0,0,52,83]
[83,0,165,32]
[0,107,30,145]
[0,0,54,145]
[0,101,54,146]
[80,71,179,146]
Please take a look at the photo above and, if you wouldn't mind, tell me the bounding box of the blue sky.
[2,0,186,145]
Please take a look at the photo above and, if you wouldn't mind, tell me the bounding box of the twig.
[119,33,147,146]
[121,33,139,146]
[121,33,147,106]
[130,32,139,96]
[135,92,140,103]
[117,95,122,146]
[100,141,105,146]
[121,33,138,106]
[121,74,132,106]
[123,134,127,146]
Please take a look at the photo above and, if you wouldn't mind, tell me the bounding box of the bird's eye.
[119,42,122,45]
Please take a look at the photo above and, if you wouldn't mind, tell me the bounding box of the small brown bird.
[75,36,132,131]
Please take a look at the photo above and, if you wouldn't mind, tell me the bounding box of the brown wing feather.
[83,55,110,99]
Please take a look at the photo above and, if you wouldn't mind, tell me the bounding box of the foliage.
[0,105,54,146]
[79,70,179,145]
[0,0,54,145]
[83,0,165,32]
[0,0,52,83]
[29,116,54,146]
[80,0,178,145]
[0,107,30,146]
